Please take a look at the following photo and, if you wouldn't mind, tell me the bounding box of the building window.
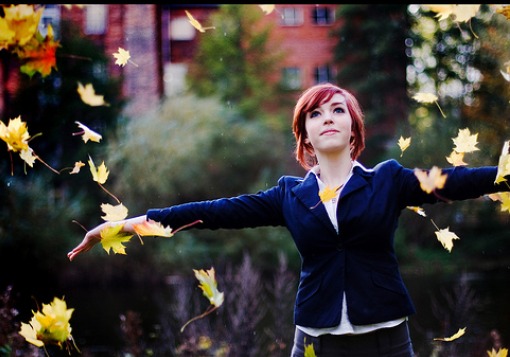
[314,65,333,84]
[282,67,302,90]
[312,6,335,25]
[170,16,195,41]
[85,4,107,35]
[280,7,304,26]
[39,5,61,37]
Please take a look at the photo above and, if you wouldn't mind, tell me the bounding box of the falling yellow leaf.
[398,136,411,157]
[181,267,224,332]
[259,5,275,15]
[407,206,427,217]
[1,4,43,47]
[435,227,460,252]
[452,128,479,153]
[495,140,510,184]
[434,327,466,341]
[69,161,85,174]
[487,347,509,357]
[489,192,510,214]
[19,147,36,167]
[88,155,109,184]
[0,115,30,152]
[496,5,510,20]
[74,121,102,143]
[414,166,448,194]
[185,10,215,33]
[304,341,317,357]
[446,150,467,166]
[194,267,224,307]
[133,219,174,237]
[113,47,130,67]
[451,5,480,23]
[77,82,108,107]
[19,297,77,351]
[319,186,340,203]
[412,92,446,118]
[100,223,133,255]
[101,202,128,222]
[422,5,455,21]
[423,5,480,23]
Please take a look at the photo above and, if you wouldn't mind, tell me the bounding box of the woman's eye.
[310,111,320,118]
[334,107,345,113]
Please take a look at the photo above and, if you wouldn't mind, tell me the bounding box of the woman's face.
[304,93,352,157]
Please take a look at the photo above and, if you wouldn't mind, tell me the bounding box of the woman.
[68,83,508,356]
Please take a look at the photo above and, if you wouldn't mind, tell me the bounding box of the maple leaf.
[446,150,467,166]
[69,161,85,174]
[101,202,128,222]
[19,147,36,167]
[496,5,510,20]
[113,47,130,66]
[112,47,138,67]
[88,155,109,184]
[133,220,174,237]
[398,136,411,157]
[77,82,109,107]
[2,4,43,47]
[500,194,510,214]
[414,166,448,194]
[19,296,78,351]
[0,17,16,50]
[435,227,460,252]
[181,267,224,332]
[452,128,479,153]
[495,140,510,184]
[319,186,340,203]
[451,5,480,23]
[407,206,427,217]
[0,115,30,152]
[74,121,102,143]
[433,327,466,342]
[422,5,455,21]
[17,24,60,78]
[185,10,215,33]
[259,5,275,15]
[412,92,446,118]
[100,223,134,255]
[487,347,509,357]
[194,267,224,307]
[304,342,317,357]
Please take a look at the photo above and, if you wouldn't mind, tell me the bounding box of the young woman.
[68,83,508,356]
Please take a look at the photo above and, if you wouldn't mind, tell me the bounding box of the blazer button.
[336,242,344,251]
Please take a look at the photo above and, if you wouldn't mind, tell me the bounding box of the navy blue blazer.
[147,159,507,328]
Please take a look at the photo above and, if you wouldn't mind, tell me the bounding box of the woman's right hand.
[67,215,147,261]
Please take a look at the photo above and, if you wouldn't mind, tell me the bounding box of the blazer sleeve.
[145,177,291,230]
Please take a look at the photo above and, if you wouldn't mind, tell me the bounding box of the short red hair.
[292,83,365,170]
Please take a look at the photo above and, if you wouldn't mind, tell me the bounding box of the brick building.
[1,4,339,118]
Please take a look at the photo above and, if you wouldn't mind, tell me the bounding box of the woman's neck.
[316,153,353,188]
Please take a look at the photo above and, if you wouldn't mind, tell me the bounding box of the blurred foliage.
[105,93,298,272]
[395,5,510,267]
[186,4,288,123]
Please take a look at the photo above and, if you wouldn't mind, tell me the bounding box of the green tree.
[186,4,286,122]
[331,4,410,165]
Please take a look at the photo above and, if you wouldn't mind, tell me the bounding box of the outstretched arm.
[67,215,147,261]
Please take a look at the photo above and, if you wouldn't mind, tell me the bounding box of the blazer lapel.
[292,173,336,232]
